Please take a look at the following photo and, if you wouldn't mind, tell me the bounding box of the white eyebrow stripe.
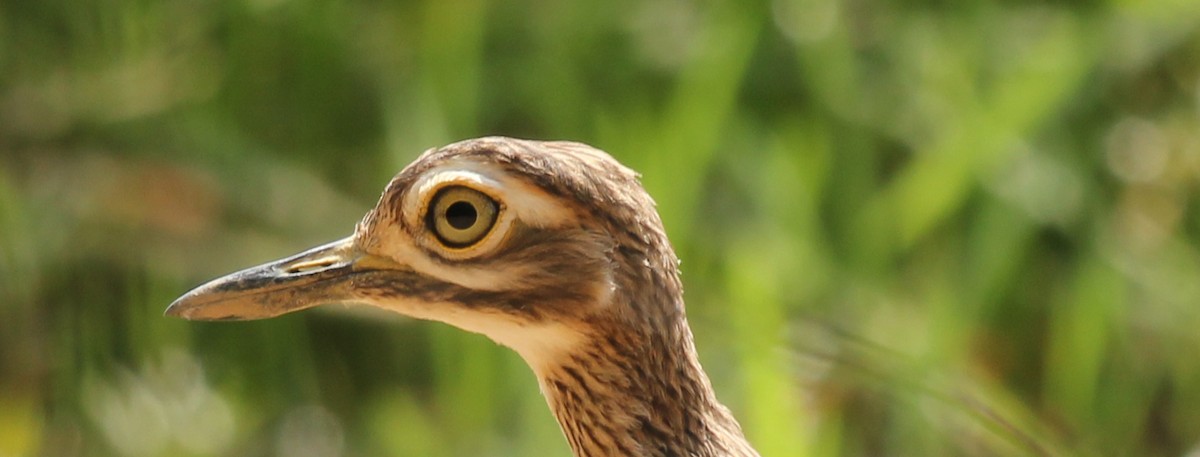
[360,158,580,291]
[403,160,574,231]
[413,169,499,199]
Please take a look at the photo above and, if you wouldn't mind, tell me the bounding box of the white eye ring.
[428,186,499,248]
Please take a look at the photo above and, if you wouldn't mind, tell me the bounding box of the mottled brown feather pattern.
[364,137,759,457]
[543,319,758,457]
[168,136,761,455]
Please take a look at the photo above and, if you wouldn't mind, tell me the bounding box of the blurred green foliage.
[2,0,1200,456]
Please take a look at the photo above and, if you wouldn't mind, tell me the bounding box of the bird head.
[166,137,683,371]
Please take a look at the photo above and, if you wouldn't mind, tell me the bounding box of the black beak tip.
[164,287,216,320]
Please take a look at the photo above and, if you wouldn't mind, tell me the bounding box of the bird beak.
[165,236,393,321]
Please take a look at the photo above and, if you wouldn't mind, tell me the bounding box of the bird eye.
[428,186,499,248]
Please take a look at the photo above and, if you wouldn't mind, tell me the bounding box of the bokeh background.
[3,0,1200,456]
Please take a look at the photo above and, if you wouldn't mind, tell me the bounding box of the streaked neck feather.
[533,321,760,457]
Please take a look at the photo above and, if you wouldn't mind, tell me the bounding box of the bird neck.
[536,319,760,457]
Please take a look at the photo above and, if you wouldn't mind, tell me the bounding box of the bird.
[166,136,761,457]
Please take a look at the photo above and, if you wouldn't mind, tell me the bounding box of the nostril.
[284,257,339,274]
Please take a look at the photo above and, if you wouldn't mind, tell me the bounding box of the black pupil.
[445,201,478,230]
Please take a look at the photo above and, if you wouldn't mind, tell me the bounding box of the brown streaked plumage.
[167,137,760,457]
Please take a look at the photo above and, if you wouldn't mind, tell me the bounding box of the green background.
[3,0,1200,455]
